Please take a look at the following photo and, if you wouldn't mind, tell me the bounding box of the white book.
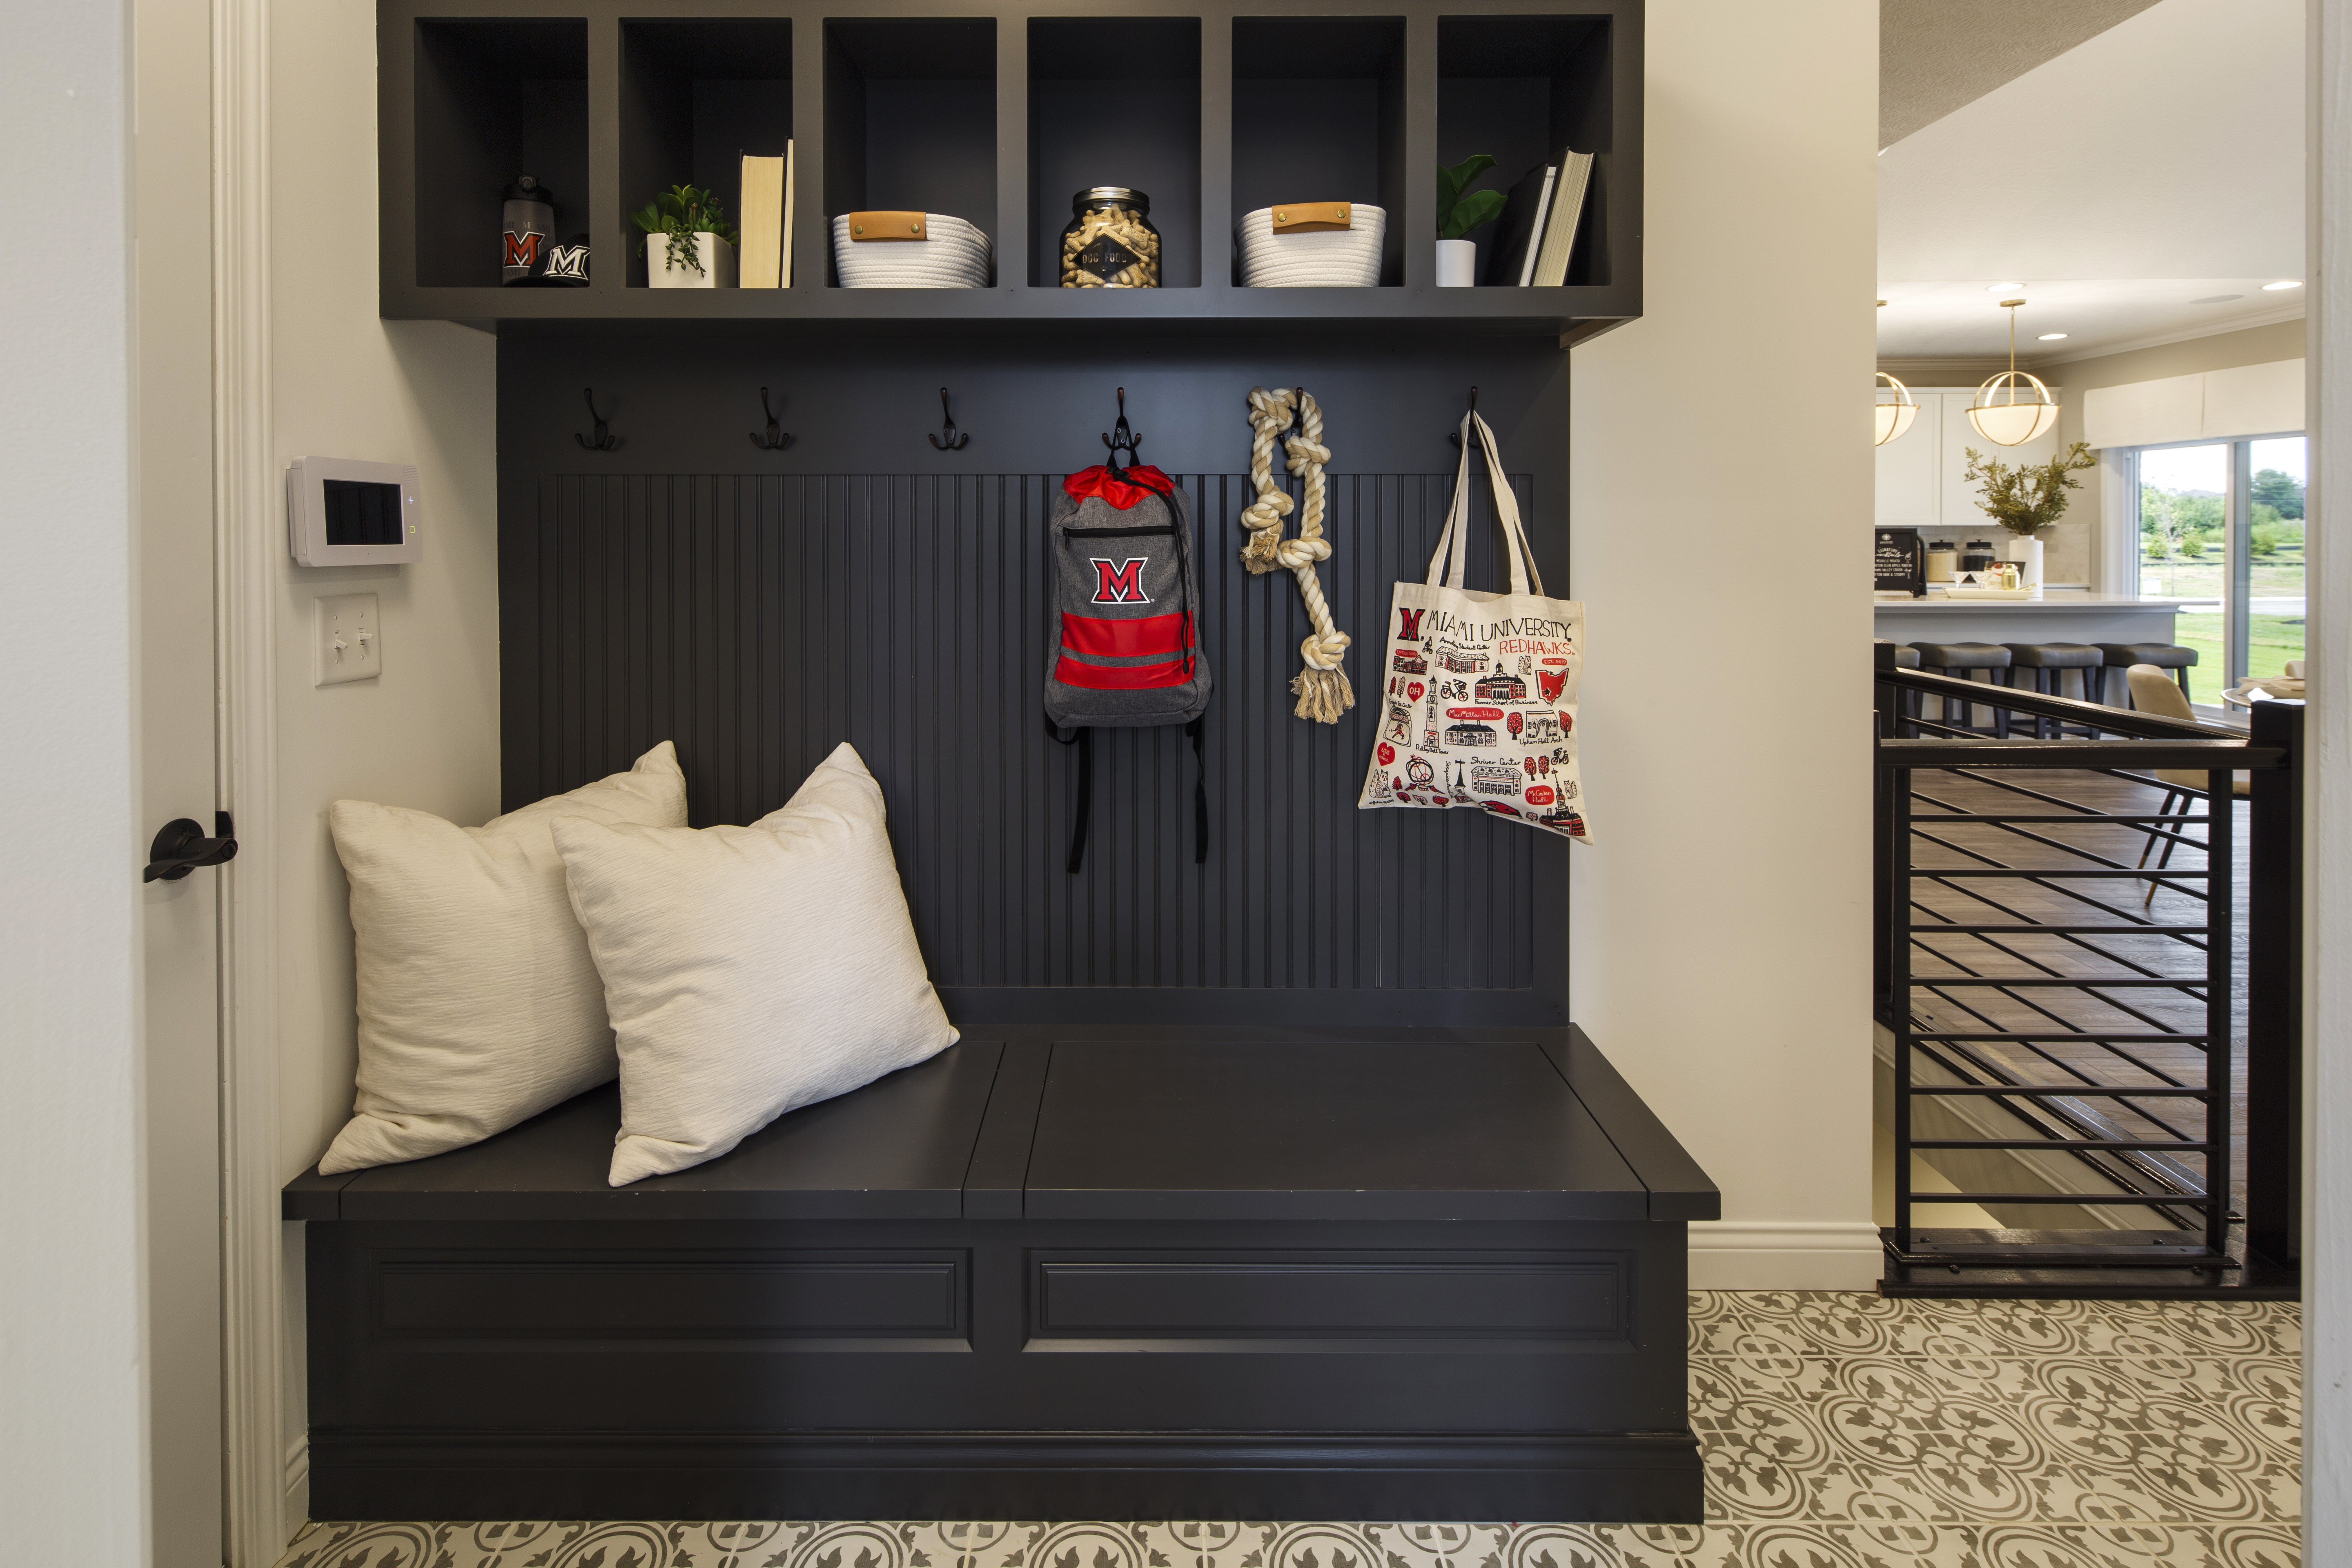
[739,154,786,287]
[1531,149,1593,287]
[1517,165,1558,287]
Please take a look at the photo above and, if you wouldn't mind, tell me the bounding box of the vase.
[2004,532,2045,597]
[1435,238,1477,287]
[648,232,737,289]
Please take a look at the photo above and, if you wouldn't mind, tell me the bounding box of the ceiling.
[1877,0,2305,361]
[1880,0,2163,150]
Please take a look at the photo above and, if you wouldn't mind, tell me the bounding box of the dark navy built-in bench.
[285,1026,1716,1521]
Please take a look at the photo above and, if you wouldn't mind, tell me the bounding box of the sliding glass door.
[2134,434,2307,700]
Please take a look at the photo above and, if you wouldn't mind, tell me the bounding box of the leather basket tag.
[846,210,929,241]
[1271,203,1352,234]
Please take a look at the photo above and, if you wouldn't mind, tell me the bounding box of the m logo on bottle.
[503,231,544,268]
[1090,557,1152,604]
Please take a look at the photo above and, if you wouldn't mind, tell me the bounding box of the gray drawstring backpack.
[1042,432,1211,871]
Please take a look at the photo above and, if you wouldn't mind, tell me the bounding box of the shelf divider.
[1402,9,1439,291]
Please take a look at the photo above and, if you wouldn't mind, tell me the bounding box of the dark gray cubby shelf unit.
[379,0,1641,336]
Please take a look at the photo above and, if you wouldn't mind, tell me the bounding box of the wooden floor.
[1899,761,2250,1221]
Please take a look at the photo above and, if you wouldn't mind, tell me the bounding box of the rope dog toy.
[1240,387,1354,723]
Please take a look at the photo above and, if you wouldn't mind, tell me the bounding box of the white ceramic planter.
[1435,238,1478,287]
[2005,532,2045,596]
[648,232,737,288]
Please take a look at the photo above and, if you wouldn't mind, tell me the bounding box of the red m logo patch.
[503,232,543,267]
[1396,607,1426,641]
[1090,557,1151,604]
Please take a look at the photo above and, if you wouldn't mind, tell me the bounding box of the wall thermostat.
[286,456,422,567]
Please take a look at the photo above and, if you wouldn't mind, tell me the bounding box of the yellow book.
[739,153,786,288]
[782,141,794,288]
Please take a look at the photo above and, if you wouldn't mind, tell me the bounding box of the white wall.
[1570,0,1880,1288]
[0,5,150,1564]
[267,0,503,1527]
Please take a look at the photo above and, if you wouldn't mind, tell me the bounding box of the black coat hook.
[927,387,969,450]
[1447,385,1480,448]
[1101,387,1143,477]
[749,387,793,451]
[575,388,621,452]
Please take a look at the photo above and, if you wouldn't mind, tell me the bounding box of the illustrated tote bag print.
[1356,411,1590,841]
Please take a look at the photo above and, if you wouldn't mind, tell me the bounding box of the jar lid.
[504,174,554,203]
[1074,187,1149,212]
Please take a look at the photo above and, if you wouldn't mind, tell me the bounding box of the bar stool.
[1874,641,1922,727]
[2001,642,2103,738]
[1907,641,2013,736]
[2094,643,2196,706]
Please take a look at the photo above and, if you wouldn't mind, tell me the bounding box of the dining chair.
[2124,664,2246,905]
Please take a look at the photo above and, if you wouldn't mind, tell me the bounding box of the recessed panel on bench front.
[1029,1251,1630,1352]
[372,1247,969,1350]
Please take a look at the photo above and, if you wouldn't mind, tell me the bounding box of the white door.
[1874,390,1941,529]
[135,0,225,1560]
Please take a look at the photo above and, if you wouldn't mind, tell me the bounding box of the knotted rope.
[1240,386,1354,723]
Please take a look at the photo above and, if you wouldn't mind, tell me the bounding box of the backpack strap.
[1045,717,1092,874]
[1187,716,1208,865]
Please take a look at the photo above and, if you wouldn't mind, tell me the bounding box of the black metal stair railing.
[1873,646,2302,1298]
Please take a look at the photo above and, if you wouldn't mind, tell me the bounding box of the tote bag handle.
[1425,411,1544,597]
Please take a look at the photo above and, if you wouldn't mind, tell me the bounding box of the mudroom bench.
[285,1025,1715,1522]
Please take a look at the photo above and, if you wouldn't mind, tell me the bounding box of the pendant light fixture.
[1968,298,2059,446]
[1875,371,1918,445]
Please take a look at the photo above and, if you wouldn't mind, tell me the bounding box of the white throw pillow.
[552,742,958,1187]
[319,742,688,1174]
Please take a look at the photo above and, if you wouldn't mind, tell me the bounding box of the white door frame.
[213,0,285,1559]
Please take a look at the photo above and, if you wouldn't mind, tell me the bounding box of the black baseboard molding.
[307,1428,1706,1522]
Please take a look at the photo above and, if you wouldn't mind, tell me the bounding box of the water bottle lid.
[503,174,554,203]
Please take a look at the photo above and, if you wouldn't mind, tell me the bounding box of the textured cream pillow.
[552,742,958,1187]
[319,742,687,1174]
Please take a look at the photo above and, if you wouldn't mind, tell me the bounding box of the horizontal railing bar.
[1912,1138,2214,1152]
[1882,739,2281,770]
[1910,922,2212,933]
[1876,667,2244,739]
[1905,1030,2211,1043]
[1886,1251,2236,1270]
[1907,1084,2212,1097]
[1912,869,2207,880]
[1911,813,2212,824]
[1933,1192,2206,1205]
[1915,976,2207,988]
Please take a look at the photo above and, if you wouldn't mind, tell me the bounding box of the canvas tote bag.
[1356,410,1589,841]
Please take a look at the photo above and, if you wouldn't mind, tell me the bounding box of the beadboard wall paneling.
[509,471,1551,1010]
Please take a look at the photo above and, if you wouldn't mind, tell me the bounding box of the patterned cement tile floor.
[277,1291,2301,1568]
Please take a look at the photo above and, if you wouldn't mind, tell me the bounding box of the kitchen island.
[1874,592,2203,650]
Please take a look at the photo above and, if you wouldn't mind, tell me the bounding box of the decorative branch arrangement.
[630,185,739,276]
[1241,388,1354,724]
[1964,440,2096,535]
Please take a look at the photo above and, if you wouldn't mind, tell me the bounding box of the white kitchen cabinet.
[1874,386,2062,539]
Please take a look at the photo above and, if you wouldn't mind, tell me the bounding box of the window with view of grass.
[2136,434,2305,702]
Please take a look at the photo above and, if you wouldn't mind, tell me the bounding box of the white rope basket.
[1237,204,1385,288]
[831,214,992,289]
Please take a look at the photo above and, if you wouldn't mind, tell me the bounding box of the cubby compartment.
[823,18,999,287]
[1437,14,1614,286]
[619,20,796,287]
[1027,18,1202,290]
[1230,16,1404,287]
[412,19,588,288]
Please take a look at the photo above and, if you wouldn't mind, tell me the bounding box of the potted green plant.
[1962,440,2096,594]
[1435,154,1505,287]
[633,185,740,289]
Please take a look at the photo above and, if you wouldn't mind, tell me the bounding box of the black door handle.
[145,812,238,883]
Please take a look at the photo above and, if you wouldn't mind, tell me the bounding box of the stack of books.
[1485,148,1594,287]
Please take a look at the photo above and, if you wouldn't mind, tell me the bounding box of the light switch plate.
[314,593,381,686]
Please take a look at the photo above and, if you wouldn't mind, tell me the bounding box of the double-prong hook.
[1446,386,1480,448]
[575,387,621,452]
[928,387,969,450]
[1101,386,1143,476]
[749,387,793,451]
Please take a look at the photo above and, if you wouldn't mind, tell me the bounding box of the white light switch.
[314,593,381,686]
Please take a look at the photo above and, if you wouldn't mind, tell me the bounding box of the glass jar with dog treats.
[1059,188,1160,288]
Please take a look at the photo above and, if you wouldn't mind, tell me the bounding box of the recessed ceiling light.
[1987,282,2026,292]
[2189,294,2243,305]
[1877,298,1888,307]
[2037,332,2068,341]
[2263,279,2303,290]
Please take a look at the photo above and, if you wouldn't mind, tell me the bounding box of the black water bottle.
[501,175,555,285]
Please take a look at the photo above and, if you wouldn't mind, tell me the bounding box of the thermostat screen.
[322,478,404,546]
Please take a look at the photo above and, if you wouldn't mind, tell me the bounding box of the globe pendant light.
[1875,371,1918,445]
[1968,298,2059,446]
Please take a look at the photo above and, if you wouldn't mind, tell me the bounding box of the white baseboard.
[1687,1221,1884,1290]
[282,1434,308,1535]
